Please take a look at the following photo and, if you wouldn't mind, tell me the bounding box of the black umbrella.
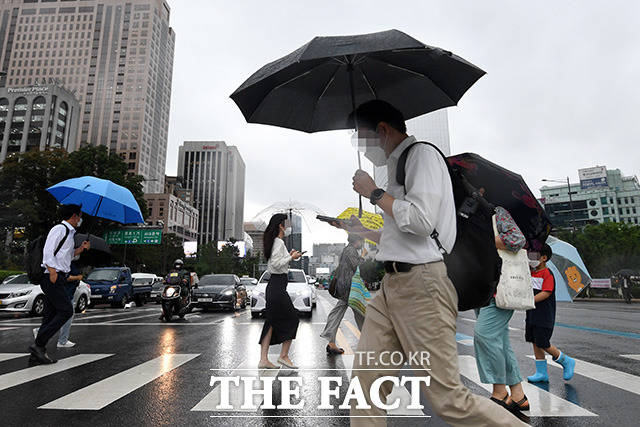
[448,153,552,251]
[231,29,485,133]
[74,233,112,267]
[231,29,485,214]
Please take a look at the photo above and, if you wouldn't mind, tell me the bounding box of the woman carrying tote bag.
[473,206,532,413]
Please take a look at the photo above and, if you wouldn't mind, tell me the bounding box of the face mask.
[529,259,541,269]
[284,226,292,237]
[353,130,388,167]
[77,217,83,228]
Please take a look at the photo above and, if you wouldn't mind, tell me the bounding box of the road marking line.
[621,355,640,361]
[0,322,225,326]
[335,328,353,355]
[103,313,162,323]
[71,308,158,321]
[554,323,640,340]
[455,332,474,347]
[0,327,18,331]
[458,355,597,417]
[527,355,640,397]
[0,353,29,362]
[0,354,113,392]
[40,354,200,410]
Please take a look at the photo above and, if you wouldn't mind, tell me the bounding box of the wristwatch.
[370,188,385,205]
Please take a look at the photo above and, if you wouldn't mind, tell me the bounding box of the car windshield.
[1,274,30,285]
[200,275,236,286]
[260,271,306,283]
[87,269,120,282]
[240,278,255,286]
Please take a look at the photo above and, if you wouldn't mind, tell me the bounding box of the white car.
[251,269,315,318]
[132,273,164,303]
[0,273,91,316]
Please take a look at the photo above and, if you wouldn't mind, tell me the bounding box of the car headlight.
[165,287,177,297]
[109,285,118,294]
[222,289,234,296]
[8,290,32,298]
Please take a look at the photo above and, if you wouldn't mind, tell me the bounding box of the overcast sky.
[164,0,640,252]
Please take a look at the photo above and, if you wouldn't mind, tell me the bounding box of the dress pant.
[350,262,527,427]
[320,298,365,342]
[35,273,73,348]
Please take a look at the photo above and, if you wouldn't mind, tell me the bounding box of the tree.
[0,146,148,269]
[109,233,186,276]
[555,222,640,277]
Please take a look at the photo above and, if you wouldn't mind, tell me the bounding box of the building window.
[625,197,629,204]
[600,197,607,205]
[28,96,46,150]
[602,207,609,215]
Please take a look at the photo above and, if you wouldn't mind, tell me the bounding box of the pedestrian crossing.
[0,350,639,417]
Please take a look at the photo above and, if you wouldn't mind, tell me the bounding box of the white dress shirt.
[267,238,292,274]
[375,135,457,264]
[42,221,76,273]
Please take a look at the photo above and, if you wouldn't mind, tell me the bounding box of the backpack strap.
[395,141,451,255]
[53,223,71,257]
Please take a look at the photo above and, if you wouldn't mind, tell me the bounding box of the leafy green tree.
[110,233,185,276]
[555,222,640,277]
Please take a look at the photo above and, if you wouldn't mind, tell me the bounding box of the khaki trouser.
[350,262,527,427]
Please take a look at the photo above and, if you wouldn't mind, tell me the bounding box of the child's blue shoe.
[527,359,549,383]
[555,352,576,380]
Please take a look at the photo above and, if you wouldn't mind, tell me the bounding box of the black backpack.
[397,142,501,311]
[26,224,70,284]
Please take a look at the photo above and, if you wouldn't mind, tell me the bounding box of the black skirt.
[259,273,299,345]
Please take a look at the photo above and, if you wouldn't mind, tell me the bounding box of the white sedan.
[0,274,91,316]
[251,269,315,318]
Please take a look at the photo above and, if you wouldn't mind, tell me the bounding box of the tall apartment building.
[178,141,246,244]
[0,0,175,193]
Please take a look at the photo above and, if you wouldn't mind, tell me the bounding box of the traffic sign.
[104,229,162,245]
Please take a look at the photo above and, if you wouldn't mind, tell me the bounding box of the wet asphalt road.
[1,291,639,426]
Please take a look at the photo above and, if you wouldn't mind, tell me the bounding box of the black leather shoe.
[29,344,56,364]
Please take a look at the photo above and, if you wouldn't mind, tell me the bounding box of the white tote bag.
[492,215,535,310]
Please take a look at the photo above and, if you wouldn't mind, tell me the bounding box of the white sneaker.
[57,340,76,348]
[32,328,39,339]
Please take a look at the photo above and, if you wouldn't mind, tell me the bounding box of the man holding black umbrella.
[343,100,526,426]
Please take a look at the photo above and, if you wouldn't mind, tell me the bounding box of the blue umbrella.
[47,176,144,224]
[546,235,592,302]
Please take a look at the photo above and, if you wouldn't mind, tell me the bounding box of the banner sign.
[579,166,608,190]
[590,278,612,289]
[104,229,162,245]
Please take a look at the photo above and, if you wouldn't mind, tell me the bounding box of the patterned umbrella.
[448,153,552,251]
[546,235,592,301]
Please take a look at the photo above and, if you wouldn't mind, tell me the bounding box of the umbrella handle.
[357,151,363,218]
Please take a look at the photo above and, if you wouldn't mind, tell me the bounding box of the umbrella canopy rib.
[365,56,457,105]
[309,64,342,131]
[358,66,378,99]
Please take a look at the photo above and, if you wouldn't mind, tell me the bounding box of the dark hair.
[349,100,407,133]
[60,204,82,221]
[541,244,553,261]
[347,233,364,246]
[263,213,288,259]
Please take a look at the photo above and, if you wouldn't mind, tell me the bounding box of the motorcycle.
[160,281,192,321]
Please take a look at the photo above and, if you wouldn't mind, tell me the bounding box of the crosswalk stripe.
[0,327,18,331]
[0,354,113,392]
[455,332,474,347]
[527,355,640,397]
[104,313,161,323]
[621,354,640,362]
[458,355,597,417]
[0,353,29,362]
[39,354,200,410]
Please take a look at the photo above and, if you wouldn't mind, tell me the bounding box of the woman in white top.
[258,213,302,369]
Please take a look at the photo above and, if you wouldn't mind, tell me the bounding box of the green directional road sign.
[104,229,162,245]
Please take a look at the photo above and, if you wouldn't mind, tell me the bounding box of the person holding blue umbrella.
[30,204,90,364]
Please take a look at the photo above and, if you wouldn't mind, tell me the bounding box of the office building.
[244,220,266,261]
[144,191,199,242]
[373,109,451,189]
[540,166,640,228]
[309,243,345,276]
[0,0,175,193]
[178,141,246,244]
[0,83,79,162]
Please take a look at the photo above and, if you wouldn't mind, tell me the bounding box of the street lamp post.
[542,177,577,234]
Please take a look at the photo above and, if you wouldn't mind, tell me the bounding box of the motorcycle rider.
[159,259,191,320]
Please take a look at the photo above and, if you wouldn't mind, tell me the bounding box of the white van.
[132,273,163,303]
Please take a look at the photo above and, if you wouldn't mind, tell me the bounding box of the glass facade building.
[540,168,640,228]
[0,84,79,161]
[0,0,175,193]
[177,141,246,245]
